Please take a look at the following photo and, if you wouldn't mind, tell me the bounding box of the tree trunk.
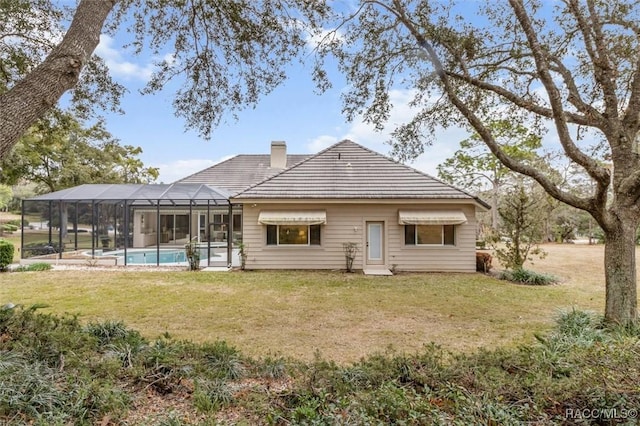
[0,0,118,159]
[603,219,638,324]
[491,182,499,231]
[60,202,68,239]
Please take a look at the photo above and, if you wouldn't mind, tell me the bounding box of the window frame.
[404,224,456,246]
[266,224,322,246]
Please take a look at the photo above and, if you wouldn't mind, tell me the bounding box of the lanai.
[21,183,238,267]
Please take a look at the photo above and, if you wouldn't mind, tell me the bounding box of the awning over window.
[398,210,467,225]
[258,211,327,225]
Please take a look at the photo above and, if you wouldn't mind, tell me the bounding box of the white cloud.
[307,135,340,152]
[162,53,176,66]
[154,157,233,184]
[305,26,345,52]
[409,126,470,176]
[95,34,154,81]
[306,88,471,177]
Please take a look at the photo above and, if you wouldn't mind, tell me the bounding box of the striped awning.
[258,210,327,225]
[398,210,467,225]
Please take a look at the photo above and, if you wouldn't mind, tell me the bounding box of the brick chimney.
[270,141,287,169]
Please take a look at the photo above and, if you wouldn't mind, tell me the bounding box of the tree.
[0,0,329,158]
[492,183,547,270]
[5,182,35,212]
[315,0,640,324]
[0,184,11,211]
[437,120,542,230]
[0,109,158,192]
[0,0,125,155]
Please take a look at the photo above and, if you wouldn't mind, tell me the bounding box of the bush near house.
[0,239,14,271]
[0,306,637,424]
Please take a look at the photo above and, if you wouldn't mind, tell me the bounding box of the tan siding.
[241,203,478,272]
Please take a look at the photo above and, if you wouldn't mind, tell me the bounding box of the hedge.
[0,239,15,271]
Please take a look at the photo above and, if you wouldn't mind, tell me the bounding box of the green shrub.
[85,320,144,347]
[27,262,52,272]
[4,219,25,227]
[193,379,234,413]
[1,223,18,233]
[137,339,193,394]
[184,240,200,271]
[500,268,558,285]
[0,306,130,422]
[259,355,288,379]
[201,340,246,380]
[2,306,639,424]
[11,263,52,272]
[0,239,14,271]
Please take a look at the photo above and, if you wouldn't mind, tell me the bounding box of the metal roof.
[26,183,231,206]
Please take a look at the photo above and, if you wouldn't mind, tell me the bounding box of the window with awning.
[258,211,327,225]
[398,210,467,225]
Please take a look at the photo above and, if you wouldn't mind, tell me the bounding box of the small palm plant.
[184,239,200,271]
[342,242,359,273]
[238,242,248,270]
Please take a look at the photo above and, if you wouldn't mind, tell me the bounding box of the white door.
[366,222,384,265]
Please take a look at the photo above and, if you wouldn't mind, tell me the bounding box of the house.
[21,140,488,272]
[182,139,489,273]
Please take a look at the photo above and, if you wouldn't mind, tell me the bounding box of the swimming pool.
[91,248,219,265]
[125,249,188,264]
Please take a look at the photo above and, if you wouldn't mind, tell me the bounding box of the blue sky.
[93,30,469,184]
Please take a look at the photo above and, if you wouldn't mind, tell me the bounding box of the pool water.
[125,250,187,264]
[93,248,216,265]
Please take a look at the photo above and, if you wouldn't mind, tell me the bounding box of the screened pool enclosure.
[21,184,242,267]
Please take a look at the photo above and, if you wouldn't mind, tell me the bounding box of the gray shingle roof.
[177,154,309,193]
[233,140,489,207]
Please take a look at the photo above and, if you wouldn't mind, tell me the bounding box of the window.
[405,225,455,246]
[266,224,321,245]
[159,213,189,242]
[211,212,242,242]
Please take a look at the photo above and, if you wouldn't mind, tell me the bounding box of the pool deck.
[201,266,231,272]
[21,245,241,268]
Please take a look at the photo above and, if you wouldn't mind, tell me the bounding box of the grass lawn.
[2,244,627,363]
